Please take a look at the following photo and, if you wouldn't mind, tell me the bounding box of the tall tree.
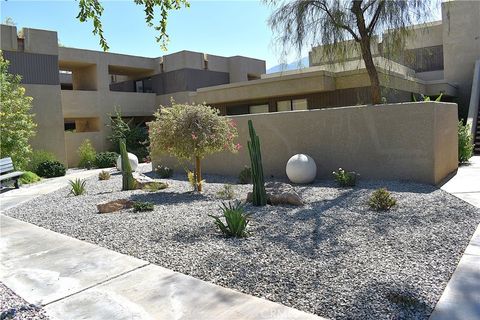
[76,0,190,51]
[0,52,37,169]
[267,0,433,104]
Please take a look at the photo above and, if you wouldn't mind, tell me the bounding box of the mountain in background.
[266,57,309,74]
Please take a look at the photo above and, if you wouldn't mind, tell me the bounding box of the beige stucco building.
[1,0,479,167]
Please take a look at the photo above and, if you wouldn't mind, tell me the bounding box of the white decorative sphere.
[286,154,317,184]
[116,153,139,171]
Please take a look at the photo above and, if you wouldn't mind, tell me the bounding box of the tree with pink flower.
[149,101,239,192]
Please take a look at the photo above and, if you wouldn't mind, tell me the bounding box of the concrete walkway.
[431,156,480,320]
[0,168,106,211]
[0,215,323,320]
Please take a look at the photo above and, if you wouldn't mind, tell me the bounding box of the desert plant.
[143,181,168,192]
[77,139,97,169]
[133,201,154,212]
[95,152,118,168]
[98,170,111,180]
[369,188,397,211]
[36,160,66,178]
[155,165,173,178]
[458,121,474,163]
[149,101,240,192]
[26,150,56,174]
[186,169,204,191]
[20,171,40,185]
[247,120,267,206]
[68,178,86,196]
[209,201,251,238]
[108,108,149,162]
[413,92,443,102]
[332,168,359,187]
[238,166,252,184]
[119,138,135,190]
[217,184,235,200]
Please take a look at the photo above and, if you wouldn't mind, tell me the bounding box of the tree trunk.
[195,156,202,192]
[359,39,382,104]
[352,0,382,105]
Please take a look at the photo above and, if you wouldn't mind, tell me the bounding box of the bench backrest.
[0,157,15,174]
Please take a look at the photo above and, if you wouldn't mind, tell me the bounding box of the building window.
[277,100,292,112]
[247,74,260,81]
[135,80,143,93]
[64,118,100,133]
[292,99,308,110]
[249,104,269,114]
[203,53,208,70]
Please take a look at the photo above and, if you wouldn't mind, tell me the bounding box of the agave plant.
[209,201,251,238]
[68,178,86,196]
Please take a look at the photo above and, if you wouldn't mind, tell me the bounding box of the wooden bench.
[0,157,23,189]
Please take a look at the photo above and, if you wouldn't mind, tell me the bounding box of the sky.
[1,0,442,69]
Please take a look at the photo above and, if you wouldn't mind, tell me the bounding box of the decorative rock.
[286,154,317,184]
[97,199,133,213]
[116,153,139,172]
[247,182,303,206]
[133,173,168,190]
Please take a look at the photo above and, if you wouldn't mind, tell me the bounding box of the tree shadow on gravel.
[261,188,362,259]
[339,279,433,320]
[129,191,208,205]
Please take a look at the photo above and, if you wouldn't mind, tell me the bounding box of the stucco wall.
[152,102,458,185]
[64,132,104,167]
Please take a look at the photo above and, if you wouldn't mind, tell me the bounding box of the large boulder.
[116,153,139,172]
[247,182,303,206]
[286,154,317,184]
[97,199,133,213]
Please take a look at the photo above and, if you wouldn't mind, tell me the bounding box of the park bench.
[0,157,23,189]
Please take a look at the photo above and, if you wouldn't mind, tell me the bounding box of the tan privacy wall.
[152,102,458,185]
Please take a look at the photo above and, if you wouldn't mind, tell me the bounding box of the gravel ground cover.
[0,283,49,320]
[4,166,479,320]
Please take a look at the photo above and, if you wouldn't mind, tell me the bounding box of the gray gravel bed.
[1,283,49,319]
[4,166,479,320]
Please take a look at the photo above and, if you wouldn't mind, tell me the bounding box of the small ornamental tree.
[149,102,240,192]
[0,52,37,169]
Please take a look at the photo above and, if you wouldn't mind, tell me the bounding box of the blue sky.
[1,0,441,69]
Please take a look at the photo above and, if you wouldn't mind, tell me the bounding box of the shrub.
[149,101,239,192]
[0,54,37,170]
[332,168,359,187]
[217,184,235,200]
[36,160,66,178]
[108,108,149,163]
[98,170,111,180]
[95,152,118,168]
[209,201,251,238]
[143,181,168,192]
[458,121,474,163]
[369,188,397,211]
[20,171,41,184]
[78,139,97,169]
[238,166,252,184]
[133,201,154,212]
[68,178,86,196]
[27,150,56,174]
[155,165,173,178]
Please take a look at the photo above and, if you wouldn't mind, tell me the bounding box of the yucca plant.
[209,201,251,238]
[98,170,111,180]
[68,178,86,196]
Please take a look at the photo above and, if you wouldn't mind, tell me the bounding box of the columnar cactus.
[119,138,135,190]
[247,120,267,206]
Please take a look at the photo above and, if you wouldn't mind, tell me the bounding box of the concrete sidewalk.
[431,156,480,320]
[0,215,323,320]
[0,168,106,211]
